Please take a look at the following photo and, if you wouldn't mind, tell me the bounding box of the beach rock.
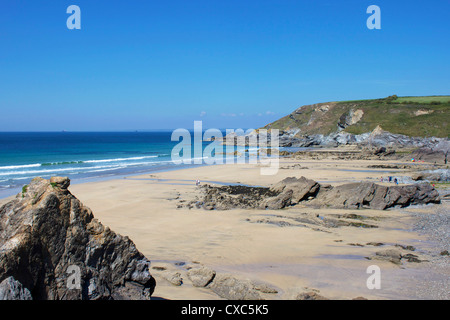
[268,176,320,205]
[260,189,293,210]
[412,169,450,182]
[310,181,440,210]
[401,253,423,263]
[198,177,440,211]
[373,146,387,155]
[366,242,384,247]
[207,274,262,300]
[394,244,416,251]
[200,185,276,210]
[251,282,278,294]
[412,140,450,164]
[370,249,426,264]
[50,176,71,189]
[374,249,402,264]
[162,271,183,286]
[187,266,216,287]
[0,276,33,300]
[294,291,329,300]
[0,177,156,300]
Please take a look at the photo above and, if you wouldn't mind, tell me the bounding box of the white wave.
[83,156,158,163]
[0,164,123,177]
[192,156,210,161]
[0,155,216,182]
[0,163,42,170]
[85,166,127,173]
[145,160,174,165]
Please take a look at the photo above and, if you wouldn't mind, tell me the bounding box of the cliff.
[264,95,449,139]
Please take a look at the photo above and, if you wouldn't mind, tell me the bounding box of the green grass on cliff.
[342,96,449,137]
[394,96,450,104]
[264,95,450,138]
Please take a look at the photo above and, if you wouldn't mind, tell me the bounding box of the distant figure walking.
[394,178,398,185]
[196,179,200,186]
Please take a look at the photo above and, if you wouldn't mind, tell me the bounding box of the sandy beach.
[1,154,448,300]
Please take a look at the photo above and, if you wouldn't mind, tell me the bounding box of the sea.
[0,131,271,199]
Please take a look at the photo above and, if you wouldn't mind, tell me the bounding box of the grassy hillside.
[263,95,450,138]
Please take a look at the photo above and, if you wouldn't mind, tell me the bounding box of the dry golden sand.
[1,157,446,299]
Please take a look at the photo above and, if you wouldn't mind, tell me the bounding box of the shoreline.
[0,161,212,201]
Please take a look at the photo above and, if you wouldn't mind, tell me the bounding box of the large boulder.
[200,185,277,210]
[412,169,450,182]
[262,177,320,209]
[195,177,440,211]
[207,274,262,300]
[311,181,441,210]
[412,140,450,164]
[187,265,216,287]
[259,190,293,210]
[0,177,155,300]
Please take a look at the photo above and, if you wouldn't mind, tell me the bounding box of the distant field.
[394,96,450,104]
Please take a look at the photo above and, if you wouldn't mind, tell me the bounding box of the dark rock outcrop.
[0,177,156,300]
[265,177,320,207]
[412,169,450,182]
[366,248,427,265]
[411,140,450,164]
[193,177,440,211]
[200,185,277,210]
[309,181,441,210]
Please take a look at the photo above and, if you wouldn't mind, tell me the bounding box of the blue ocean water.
[0,131,230,198]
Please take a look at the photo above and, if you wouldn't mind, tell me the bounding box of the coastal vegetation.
[264,95,450,138]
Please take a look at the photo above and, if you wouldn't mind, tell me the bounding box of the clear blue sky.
[0,0,449,131]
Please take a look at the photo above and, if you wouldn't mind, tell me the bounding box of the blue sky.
[0,0,449,131]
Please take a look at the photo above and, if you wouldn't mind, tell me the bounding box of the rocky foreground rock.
[192,177,440,211]
[0,177,155,300]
